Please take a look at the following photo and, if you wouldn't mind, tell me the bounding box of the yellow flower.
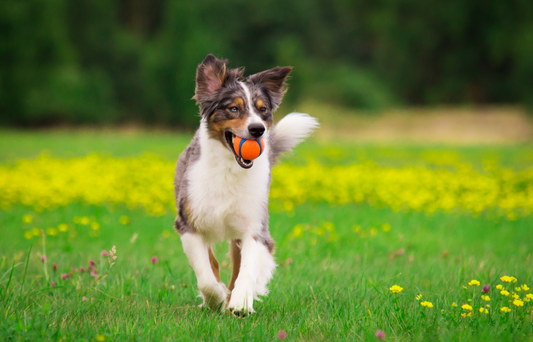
[390,285,403,294]
[500,307,511,313]
[522,284,530,291]
[513,299,524,307]
[515,287,521,292]
[90,222,100,231]
[416,294,422,301]
[468,280,480,286]
[461,312,472,317]
[451,302,458,308]
[24,231,33,239]
[46,227,58,236]
[58,224,69,232]
[32,227,40,236]
[500,276,517,283]
[481,295,490,302]
[80,216,90,225]
[500,290,509,296]
[512,293,519,300]
[462,304,473,311]
[526,294,533,300]
[479,307,488,314]
[496,284,503,290]
[22,215,33,224]
[420,301,433,308]
[381,223,391,232]
[96,335,106,342]
[119,216,130,225]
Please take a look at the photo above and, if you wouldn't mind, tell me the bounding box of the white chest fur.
[186,122,270,242]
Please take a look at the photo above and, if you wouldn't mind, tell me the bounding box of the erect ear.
[194,54,228,103]
[249,66,292,111]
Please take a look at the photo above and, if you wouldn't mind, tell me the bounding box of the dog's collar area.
[224,131,254,169]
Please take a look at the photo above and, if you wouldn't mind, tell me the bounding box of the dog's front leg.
[227,235,275,315]
[180,232,229,311]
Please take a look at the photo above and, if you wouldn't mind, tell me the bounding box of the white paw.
[227,286,255,316]
[199,281,230,311]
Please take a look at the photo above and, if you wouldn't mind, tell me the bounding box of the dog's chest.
[186,139,270,241]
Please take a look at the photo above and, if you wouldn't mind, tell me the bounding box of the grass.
[1,130,533,341]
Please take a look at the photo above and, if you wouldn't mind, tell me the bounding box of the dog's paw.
[227,287,255,316]
[200,282,230,311]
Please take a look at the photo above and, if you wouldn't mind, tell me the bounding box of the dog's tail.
[270,113,319,163]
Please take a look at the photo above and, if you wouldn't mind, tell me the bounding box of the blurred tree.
[0,0,531,127]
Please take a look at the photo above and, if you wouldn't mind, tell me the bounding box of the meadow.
[1,129,533,341]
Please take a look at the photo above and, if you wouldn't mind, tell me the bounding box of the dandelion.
[420,301,433,308]
[522,284,530,291]
[277,330,287,340]
[375,330,386,340]
[451,302,458,308]
[462,304,473,311]
[390,285,403,294]
[82,296,88,301]
[151,256,158,264]
[22,215,33,224]
[496,284,503,290]
[58,224,69,232]
[513,299,524,307]
[80,217,90,225]
[61,273,68,280]
[40,256,46,263]
[481,295,490,301]
[468,279,480,286]
[482,285,490,293]
[500,290,509,296]
[500,307,511,313]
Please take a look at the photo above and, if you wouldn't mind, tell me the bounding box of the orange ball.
[233,137,264,160]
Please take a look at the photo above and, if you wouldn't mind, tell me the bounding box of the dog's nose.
[248,123,265,138]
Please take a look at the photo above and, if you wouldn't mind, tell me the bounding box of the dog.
[174,54,318,315]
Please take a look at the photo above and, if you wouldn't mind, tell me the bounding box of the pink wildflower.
[101,250,108,257]
[91,270,97,277]
[482,285,490,293]
[151,256,158,264]
[61,273,68,280]
[40,256,46,263]
[82,296,88,301]
[51,281,56,287]
[80,267,85,273]
[89,260,95,267]
[375,330,386,340]
[73,268,78,273]
[277,330,287,340]
[52,263,57,271]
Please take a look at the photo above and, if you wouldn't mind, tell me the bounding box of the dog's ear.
[249,66,292,112]
[194,54,228,103]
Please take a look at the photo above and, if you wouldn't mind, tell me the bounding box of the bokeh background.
[2,0,533,133]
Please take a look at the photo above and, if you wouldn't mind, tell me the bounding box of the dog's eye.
[260,107,267,113]
[229,106,238,113]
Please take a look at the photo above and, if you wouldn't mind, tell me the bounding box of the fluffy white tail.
[270,113,319,162]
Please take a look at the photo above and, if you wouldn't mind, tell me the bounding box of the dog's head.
[194,54,291,169]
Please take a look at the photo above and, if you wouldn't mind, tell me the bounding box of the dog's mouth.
[224,131,254,169]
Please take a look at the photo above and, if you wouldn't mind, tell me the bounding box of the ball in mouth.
[224,131,264,169]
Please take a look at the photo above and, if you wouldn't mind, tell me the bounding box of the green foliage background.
[1,0,532,127]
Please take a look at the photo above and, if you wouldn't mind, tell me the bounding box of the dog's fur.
[174,54,318,315]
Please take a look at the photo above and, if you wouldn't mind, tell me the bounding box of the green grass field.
[1,131,533,341]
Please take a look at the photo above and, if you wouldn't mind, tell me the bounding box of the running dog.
[174,54,318,315]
